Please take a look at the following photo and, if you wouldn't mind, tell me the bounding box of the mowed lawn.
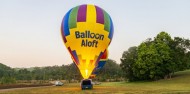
[1,70,190,94]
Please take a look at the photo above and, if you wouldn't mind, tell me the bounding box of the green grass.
[1,70,190,94]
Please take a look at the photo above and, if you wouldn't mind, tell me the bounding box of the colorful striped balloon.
[61,4,114,79]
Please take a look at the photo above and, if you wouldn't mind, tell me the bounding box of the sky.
[0,0,190,68]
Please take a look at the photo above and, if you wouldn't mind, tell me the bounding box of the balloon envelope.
[61,4,114,79]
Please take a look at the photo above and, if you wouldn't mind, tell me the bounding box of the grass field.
[1,70,190,94]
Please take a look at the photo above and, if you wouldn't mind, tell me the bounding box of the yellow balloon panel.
[65,22,110,79]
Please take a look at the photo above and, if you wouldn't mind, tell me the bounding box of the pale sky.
[0,0,190,68]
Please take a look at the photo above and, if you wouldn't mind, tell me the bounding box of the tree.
[134,32,175,80]
[31,67,44,80]
[120,46,138,81]
[15,69,32,80]
[0,63,16,84]
[154,32,175,79]
[170,37,190,71]
[133,38,171,80]
[96,59,123,81]
[0,63,14,78]
[121,32,179,81]
[63,63,81,81]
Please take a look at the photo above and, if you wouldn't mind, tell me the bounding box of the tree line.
[0,59,122,84]
[120,31,190,81]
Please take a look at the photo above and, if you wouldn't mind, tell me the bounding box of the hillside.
[0,63,13,77]
[0,63,11,70]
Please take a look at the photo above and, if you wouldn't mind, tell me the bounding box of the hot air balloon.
[61,4,114,79]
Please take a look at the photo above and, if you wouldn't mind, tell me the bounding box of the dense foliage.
[0,59,122,84]
[94,59,123,81]
[120,31,190,81]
